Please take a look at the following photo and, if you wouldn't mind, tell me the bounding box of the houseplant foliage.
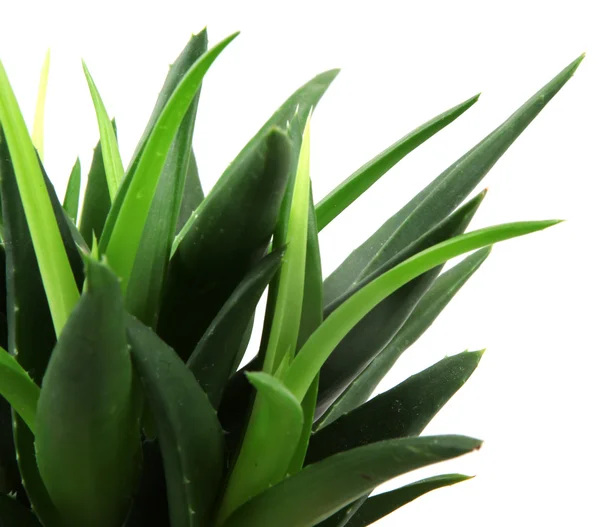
[0,26,582,527]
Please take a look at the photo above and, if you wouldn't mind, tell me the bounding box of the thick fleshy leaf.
[32,49,50,162]
[82,62,124,200]
[316,94,479,231]
[100,33,238,294]
[0,61,79,335]
[35,258,139,527]
[127,315,225,527]
[316,190,485,416]
[79,124,114,247]
[0,345,39,432]
[62,158,81,222]
[0,494,43,526]
[222,435,481,527]
[324,54,583,305]
[321,474,471,527]
[317,248,490,430]
[176,149,204,234]
[0,399,21,496]
[125,30,207,328]
[0,127,82,527]
[307,351,483,464]
[217,372,304,523]
[285,220,558,401]
[158,128,291,361]
[187,249,284,408]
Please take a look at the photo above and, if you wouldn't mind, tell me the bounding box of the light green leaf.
[0,345,39,433]
[63,157,81,222]
[32,49,50,162]
[222,435,481,527]
[316,93,479,230]
[317,248,490,429]
[285,220,559,400]
[0,60,79,336]
[82,61,124,200]
[217,372,303,524]
[100,32,238,293]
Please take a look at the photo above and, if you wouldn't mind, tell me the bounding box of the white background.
[1,0,598,525]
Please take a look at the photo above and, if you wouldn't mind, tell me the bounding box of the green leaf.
[285,219,558,401]
[263,116,312,374]
[317,248,490,429]
[0,494,43,526]
[221,435,481,527]
[316,190,485,416]
[316,94,479,231]
[78,126,113,247]
[127,315,225,527]
[32,49,50,162]
[35,258,140,527]
[217,372,304,524]
[158,127,291,361]
[307,351,483,464]
[62,157,81,222]
[187,249,284,408]
[0,345,40,433]
[324,54,583,304]
[82,61,124,200]
[100,32,238,293]
[125,31,208,328]
[176,149,204,234]
[320,474,471,527]
[0,60,79,335]
[348,474,472,527]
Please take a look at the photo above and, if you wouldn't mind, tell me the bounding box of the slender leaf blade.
[32,49,50,162]
[82,62,124,200]
[285,220,559,400]
[176,149,204,233]
[63,157,81,222]
[316,93,479,230]
[127,316,225,527]
[222,435,481,527]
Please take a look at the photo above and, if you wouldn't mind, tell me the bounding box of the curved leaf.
[285,220,558,401]
[316,189,485,416]
[222,435,481,527]
[217,372,303,523]
[176,149,204,234]
[316,93,479,230]
[324,54,583,304]
[307,351,483,464]
[63,157,81,222]
[127,316,225,527]
[100,33,238,293]
[187,249,284,408]
[317,248,490,429]
[82,62,124,200]
[158,128,291,361]
[32,49,50,162]
[0,345,40,432]
[0,494,43,526]
[35,258,139,527]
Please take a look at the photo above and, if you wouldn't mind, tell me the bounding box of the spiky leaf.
[62,158,81,222]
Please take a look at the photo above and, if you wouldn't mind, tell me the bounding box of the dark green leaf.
[176,149,204,234]
[317,248,490,429]
[316,94,479,230]
[315,495,368,527]
[324,55,583,305]
[35,258,140,527]
[0,494,43,526]
[62,158,81,222]
[187,249,284,408]
[316,190,485,417]
[343,474,472,527]
[125,30,207,328]
[307,351,483,464]
[127,315,225,527]
[158,128,291,361]
[222,435,481,527]
[78,121,114,247]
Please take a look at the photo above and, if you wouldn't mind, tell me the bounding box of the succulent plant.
[0,27,582,527]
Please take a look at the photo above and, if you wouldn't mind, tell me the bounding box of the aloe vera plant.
[0,27,582,527]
